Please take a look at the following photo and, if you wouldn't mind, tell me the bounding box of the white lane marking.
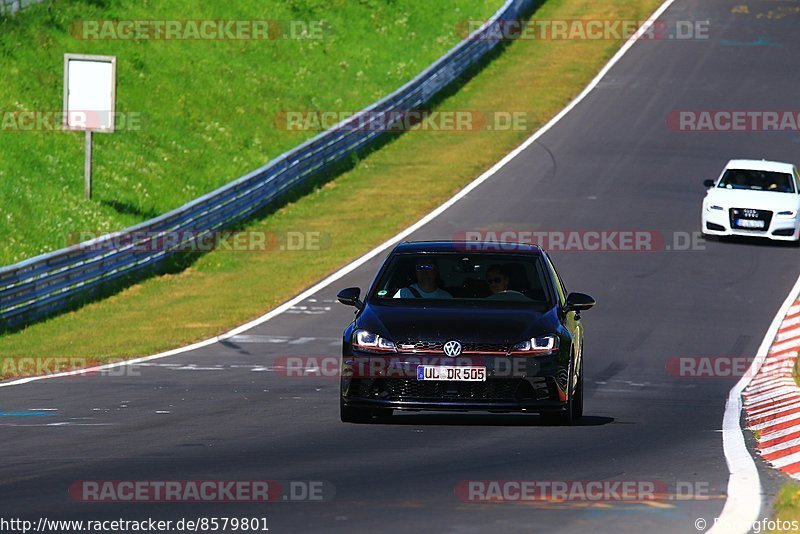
[287,305,331,315]
[227,335,295,344]
[290,337,318,345]
[227,334,335,345]
[0,423,114,427]
[711,277,800,534]
[44,421,113,426]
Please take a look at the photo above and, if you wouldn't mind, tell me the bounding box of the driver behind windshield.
[486,264,510,294]
[393,260,452,299]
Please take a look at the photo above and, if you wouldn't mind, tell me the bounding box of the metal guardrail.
[0,0,43,16]
[0,0,534,330]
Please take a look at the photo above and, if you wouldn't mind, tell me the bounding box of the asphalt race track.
[2,1,800,532]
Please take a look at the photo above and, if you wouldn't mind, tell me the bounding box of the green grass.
[769,483,800,533]
[0,0,662,364]
[0,0,499,265]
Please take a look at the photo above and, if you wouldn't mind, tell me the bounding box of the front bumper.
[342,396,568,413]
[702,209,800,241]
[340,352,571,413]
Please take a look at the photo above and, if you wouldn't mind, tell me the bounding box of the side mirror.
[703,179,716,188]
[337,287,364,310]
[565,292,595,312]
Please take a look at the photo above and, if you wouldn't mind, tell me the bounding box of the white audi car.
[702,159,800,242]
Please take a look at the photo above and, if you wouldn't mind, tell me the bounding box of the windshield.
[717,169,796,193]
[370,253,555,306]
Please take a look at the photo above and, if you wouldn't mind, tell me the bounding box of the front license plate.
[736,219,765,229]
[417,365,486,381]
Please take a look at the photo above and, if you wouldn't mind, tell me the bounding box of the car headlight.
[510,335,559,356]
[352,329,397,353]
[776,210,798,219]
[706,204,724,212]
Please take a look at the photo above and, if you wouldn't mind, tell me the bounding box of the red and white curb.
[744,300,800,478]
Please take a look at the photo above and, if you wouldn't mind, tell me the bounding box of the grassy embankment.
[0,0,662,363]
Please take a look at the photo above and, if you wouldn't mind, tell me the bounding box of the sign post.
[63,54,116,200]
[85,130,92,200]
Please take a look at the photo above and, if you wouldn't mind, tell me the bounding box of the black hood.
[357,302,560,345]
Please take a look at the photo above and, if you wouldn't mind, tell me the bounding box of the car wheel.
[571,365,584,420]
[543,350,582,426]
[340,398,372,423]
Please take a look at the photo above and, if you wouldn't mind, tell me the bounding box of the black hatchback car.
[336,241,595,424]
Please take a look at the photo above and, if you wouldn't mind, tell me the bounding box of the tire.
[701,232,718,242]
[542,349,582,425]
[340,398,372,423]
[571,372,584,420]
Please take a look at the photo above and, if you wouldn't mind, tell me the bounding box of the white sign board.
[63,54,116,133]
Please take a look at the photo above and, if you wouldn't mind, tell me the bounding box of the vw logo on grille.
[443,340,462,357]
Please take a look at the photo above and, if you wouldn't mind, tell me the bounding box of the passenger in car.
[393,260,452,299]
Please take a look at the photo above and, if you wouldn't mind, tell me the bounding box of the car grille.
[398,340,509,354]
[353,377,555,401]
[729,207,772,230]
